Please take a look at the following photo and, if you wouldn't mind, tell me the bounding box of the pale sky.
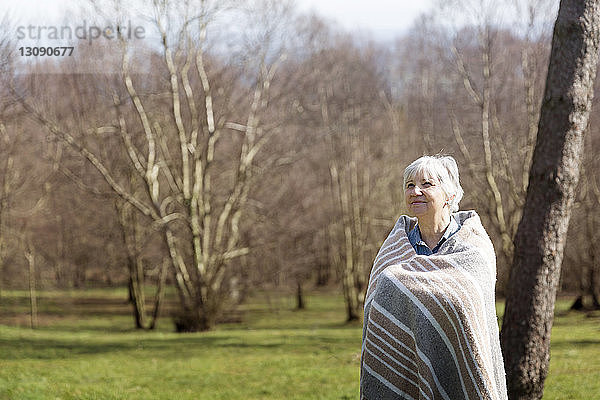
[3,0,433,41]
[295,0,434,39]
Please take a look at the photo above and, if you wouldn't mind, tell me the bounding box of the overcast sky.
[295,0,434,39]
[3,0,434,41]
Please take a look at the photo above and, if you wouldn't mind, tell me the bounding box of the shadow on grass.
[0,296,182,318]
[1,289,361,363]
[0,325,358,361]
[0,335,277,360]
[550,339,600,349]
[0,336,136,359]
[224,321,362,332]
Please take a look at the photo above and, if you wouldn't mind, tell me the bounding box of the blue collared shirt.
[408,216,461,255]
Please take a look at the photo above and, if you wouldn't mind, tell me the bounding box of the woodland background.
[1,0,599,332]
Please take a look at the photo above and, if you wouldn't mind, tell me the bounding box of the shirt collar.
[408,215,460,249]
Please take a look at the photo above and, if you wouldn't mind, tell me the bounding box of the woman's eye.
[423,182,432,187]
[406,183,415,188]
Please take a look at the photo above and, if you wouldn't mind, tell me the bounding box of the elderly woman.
[360,155,507,400]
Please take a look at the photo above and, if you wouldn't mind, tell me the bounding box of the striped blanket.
[360,211,507,400]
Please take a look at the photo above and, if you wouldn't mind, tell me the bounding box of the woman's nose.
[412,185,423,195]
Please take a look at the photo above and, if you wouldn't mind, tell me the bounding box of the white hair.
[403,155,464,213]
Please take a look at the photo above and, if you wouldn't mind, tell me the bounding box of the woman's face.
[404,170,449,219]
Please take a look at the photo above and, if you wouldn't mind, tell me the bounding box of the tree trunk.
[25,248,38,329]
[569,295,584,311]
[117,199,157,330]
[329,163,361,322]
[316,261,330,286]
[0,131,12,304]
[587,214,600,309]
[296,280,305,310]
[149,258,169,330]
[500,1,600,399]
[127,259,147,329]
[590,261,600,309]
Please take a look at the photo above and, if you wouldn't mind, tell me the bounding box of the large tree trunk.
[500,1,600,399]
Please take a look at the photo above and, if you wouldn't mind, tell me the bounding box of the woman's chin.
[408,206,428,216]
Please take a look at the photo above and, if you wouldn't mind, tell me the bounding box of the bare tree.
[24,241,38,329]
[0,120,15,299]
[0,118,53,326]
[565,175,600,310]
[0,14,16,299]
[313,38,393,321]
[436,1,554,288]
[0,112,52,302]
[500,1,600,398]
[15,0,296,331]
[116,197,168,329]
[564,124,600,311]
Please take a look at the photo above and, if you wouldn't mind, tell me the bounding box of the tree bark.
[586,210,600,309]
[25,247,38,329]
[321,85,370,323]
[149,258,169,330]
[296,280,305,310]
[0,122,13,302]
[116,200,149,329]
[500,1,600,399]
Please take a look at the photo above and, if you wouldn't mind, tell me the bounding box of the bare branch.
[451,46,482,105]
[15,87,159,221]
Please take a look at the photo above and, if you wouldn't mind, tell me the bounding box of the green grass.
[543,301,600,399]
[0,290,360,400]
[0,289,599,399]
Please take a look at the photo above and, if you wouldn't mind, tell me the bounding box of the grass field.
[0,288,599,399]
